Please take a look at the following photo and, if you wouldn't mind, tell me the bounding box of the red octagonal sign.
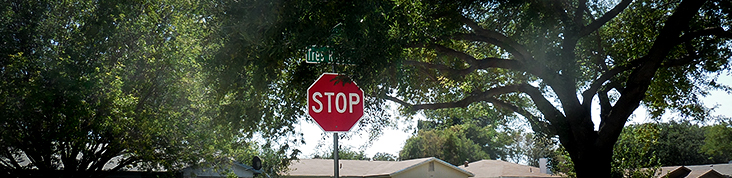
[307,73,364,132]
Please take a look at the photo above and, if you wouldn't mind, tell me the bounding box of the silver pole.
[334,132,339,178]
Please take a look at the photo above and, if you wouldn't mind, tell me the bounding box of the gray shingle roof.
[285,157,473,177]
[458,160,561,178]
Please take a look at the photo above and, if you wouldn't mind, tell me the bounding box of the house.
[106,156,262,178]
[458,160,561,178]
[284,157,474,178]
[179,161,262,178]
[6,154,262,178]
[656,163,732,178]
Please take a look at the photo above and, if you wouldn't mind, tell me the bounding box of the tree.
[416,117,517,161]
[652,121,713,166]
[509,132,557,168]
[313,146,370,160]
[701,121,732,162]
[610,123,661,178]
[0,0,285,177]
[400,124,492,165]
[372,152,398,161]
[208,0,732,177]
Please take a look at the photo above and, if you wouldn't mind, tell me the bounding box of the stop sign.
[307,73,364,132]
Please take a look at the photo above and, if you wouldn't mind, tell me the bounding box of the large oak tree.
[209,0,732,177]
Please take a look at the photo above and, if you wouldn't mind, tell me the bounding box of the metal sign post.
[334,132,339,178]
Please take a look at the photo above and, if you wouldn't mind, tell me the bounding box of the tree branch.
[574,0,588,28]
[382,95,413,108]
[410,85,523,111]
[598,0,708,149]
[486,97,557,135]
[404,42,533,76]
[403,57,524,77]
[383,84,534,111]
[429,44,478,65]
[402,60,471,76]
[382,84,563,135]
[676,27,732,45]
[517,84,567,124]
[581,50,702,106]
[382,82,566,136]
[597,87,612,129]
[545,0,572,25]
[578,0,633,37]
[457,16,534,62]
[580,60,637,105]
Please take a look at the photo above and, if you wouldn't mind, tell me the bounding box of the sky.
[293,73,732,159]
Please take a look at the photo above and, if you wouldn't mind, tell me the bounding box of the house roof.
[458,160,561,178]
[285,157,474,177]
[657,163,732,178]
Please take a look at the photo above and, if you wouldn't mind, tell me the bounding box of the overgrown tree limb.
[578,0,633,37]
[458,16,535,62]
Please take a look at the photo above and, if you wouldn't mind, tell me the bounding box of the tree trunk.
[571,145,614,178]
[558,111,619,178]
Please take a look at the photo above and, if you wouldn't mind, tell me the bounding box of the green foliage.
[651,121,710,166]
[234,144,299,177]
[611,123,661,178]
[509,133,558,168]
[553,146,576,178]
[701,121,732,160]
[0,0,292,175]
[372,152,398,161]
[400,123,498,165]
[418,106,519,161]
[313,146,369,160]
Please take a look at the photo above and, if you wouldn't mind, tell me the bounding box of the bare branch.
[579,0,633,37]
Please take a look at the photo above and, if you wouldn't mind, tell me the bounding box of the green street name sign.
[306,46,355,64]
[306,46,334,63]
